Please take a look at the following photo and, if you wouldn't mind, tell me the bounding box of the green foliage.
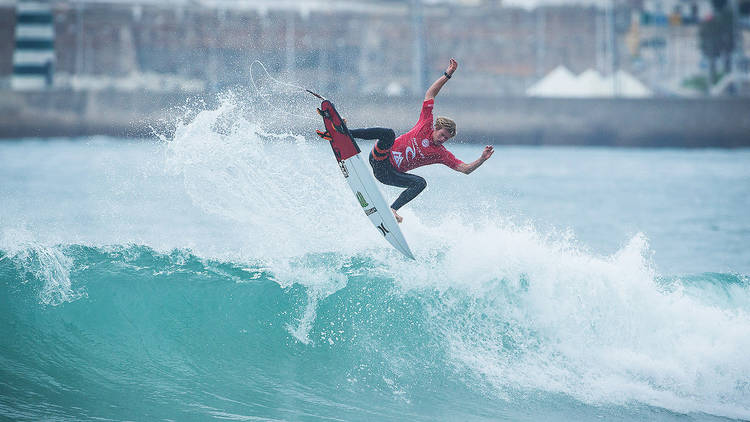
[682,75,709,93]
[713,70,730,85]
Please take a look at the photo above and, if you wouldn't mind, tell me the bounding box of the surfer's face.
[432,128,453,145]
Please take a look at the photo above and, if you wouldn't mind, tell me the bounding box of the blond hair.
[435,117,456,137]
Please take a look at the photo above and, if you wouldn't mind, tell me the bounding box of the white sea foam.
[385,215,750,419]
[1,228,87,305]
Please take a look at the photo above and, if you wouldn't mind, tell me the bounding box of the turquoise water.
[1,100,749,421]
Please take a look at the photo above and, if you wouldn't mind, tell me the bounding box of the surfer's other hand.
[481,145,494,161]
[446,58,458,76]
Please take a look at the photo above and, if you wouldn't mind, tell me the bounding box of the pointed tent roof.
[598,71,652,98]
[527,66,653,98]
[527,66,610,98]
[576,69,610,97]
[526,65,579,97]
[612,70,653,97]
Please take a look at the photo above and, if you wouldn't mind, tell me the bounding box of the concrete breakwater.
[2,90,749,147]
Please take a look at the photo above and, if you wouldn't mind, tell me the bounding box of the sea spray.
[0,228,86,306]
[163,93,372,260]
[273,253,349,344]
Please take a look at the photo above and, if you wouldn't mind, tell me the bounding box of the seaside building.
[0,0,747,96]
[0,1,601,96]
[11,0,55,90]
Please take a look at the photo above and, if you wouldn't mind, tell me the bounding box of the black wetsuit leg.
[369,156,427,210]
[350,128,427,211]
[349,128,395,151]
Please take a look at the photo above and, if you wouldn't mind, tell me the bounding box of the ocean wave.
[2,91,749,420]
[1,242,749,420]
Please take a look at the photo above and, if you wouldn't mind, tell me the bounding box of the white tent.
[575,69,610,97]
[527,67,653,98]
[526,65,580,97]
[608,70,653,98]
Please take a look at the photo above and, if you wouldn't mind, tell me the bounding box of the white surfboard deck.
[316,98,414,260]
[339,154,414,260]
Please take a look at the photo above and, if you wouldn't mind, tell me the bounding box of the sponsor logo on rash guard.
[393,139,427,169]
[392,151,404,168]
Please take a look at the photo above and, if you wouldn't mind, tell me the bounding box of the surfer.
[349,58,494,223]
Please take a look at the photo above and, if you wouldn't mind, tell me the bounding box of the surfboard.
[316,100,415,260]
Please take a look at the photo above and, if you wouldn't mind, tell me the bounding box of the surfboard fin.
[316,130,333,141]
[317,108,331,119]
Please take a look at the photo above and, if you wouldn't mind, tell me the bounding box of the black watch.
[444,72,452,79]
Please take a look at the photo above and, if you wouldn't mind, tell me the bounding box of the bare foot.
[391,208,403,223]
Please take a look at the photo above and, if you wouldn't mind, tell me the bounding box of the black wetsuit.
[349,128,427,211]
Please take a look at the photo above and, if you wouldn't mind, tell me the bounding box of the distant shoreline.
[2,90,749,148]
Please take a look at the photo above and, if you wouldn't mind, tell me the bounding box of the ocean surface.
[1,96,749,421]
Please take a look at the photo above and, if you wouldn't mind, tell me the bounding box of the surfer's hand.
[480,145,494,161]
[446,58,458,77]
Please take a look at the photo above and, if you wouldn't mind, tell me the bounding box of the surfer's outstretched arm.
[425,58,458,101]
[455,145,494,174]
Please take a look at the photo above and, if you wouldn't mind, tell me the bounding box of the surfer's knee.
[384,128,395,142]
[375,128,396,151]
[413,177,427,192]
[377,128,395,145]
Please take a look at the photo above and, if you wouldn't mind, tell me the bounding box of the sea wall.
[356,96,750,148]
[1,90,749,147]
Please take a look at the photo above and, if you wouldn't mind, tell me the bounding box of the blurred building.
[0,0,747,96]
[11,0,55,90]
[627,0,750,94]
